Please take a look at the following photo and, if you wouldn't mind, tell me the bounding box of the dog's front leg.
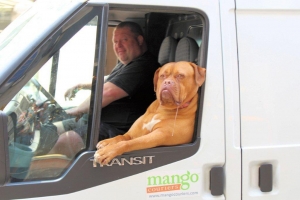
[96,135,130,149]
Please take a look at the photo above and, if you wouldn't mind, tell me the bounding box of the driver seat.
[26,154,71,179]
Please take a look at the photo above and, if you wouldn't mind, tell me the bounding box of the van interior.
[105,8,204,74]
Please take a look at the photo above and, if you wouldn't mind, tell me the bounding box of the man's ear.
[153,67,161,92]
[190,62,206,87]
[137,35,144,46]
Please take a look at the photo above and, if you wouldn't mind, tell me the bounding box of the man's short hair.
[116,21,144,37]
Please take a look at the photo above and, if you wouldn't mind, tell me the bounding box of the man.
[48,22,160,157]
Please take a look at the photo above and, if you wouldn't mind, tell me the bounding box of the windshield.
[0,0,86,72]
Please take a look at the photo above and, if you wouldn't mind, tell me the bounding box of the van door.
[236,0,300,199]
[0,1,229,199]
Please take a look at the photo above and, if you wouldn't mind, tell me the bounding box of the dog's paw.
[96,140,108,149]
[96,137,120,149]
[96,142,104,149]
[93,149,111,166]
[94,143,125,166]
[93,151,100,167]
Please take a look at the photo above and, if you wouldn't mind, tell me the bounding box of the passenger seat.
[175,37,198,63]
[158,36,178,66]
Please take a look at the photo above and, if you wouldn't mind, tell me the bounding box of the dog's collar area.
[179,100,191,109]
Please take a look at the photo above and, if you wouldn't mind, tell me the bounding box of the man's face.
[112,27,143,65]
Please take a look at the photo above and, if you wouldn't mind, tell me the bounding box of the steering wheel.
[30,78,70,123]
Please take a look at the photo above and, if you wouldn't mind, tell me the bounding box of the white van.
[0,0,300,199]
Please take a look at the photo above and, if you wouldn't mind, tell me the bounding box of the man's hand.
[64,83,92,101]
[64,86,79,101]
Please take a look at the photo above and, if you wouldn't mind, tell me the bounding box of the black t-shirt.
[101,51,160,131]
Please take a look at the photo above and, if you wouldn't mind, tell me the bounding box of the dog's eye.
[160,74,166,79]
[176,74,185,79]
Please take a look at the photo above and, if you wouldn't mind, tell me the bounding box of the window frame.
[0,2,108,186]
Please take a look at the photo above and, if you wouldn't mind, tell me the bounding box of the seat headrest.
[158,36,178,66]
[175,37,198,63]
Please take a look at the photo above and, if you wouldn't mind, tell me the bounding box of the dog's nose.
[164,79,174,86]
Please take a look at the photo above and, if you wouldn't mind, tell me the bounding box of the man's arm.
[65,96,91,116]
[102,82,128,107]
[66,82,128,116]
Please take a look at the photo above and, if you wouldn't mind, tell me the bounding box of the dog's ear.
[153,67,161,92]
[190,62,206,87]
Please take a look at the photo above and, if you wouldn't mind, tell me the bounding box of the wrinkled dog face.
[154,61,206,109]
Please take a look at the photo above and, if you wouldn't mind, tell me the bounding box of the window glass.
[4,16,98,182]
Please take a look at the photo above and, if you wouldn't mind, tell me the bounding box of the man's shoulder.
[126,52,160,73]
[135,51,159,64]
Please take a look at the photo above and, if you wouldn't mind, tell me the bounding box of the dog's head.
[153,61,206,109]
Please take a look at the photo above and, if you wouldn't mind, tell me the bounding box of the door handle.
[210,166,224,196]
[259,164,273,192]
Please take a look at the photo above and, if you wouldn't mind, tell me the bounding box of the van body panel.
[236,2,300,199]
[219,0,242,199]
[236,0,300,10]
